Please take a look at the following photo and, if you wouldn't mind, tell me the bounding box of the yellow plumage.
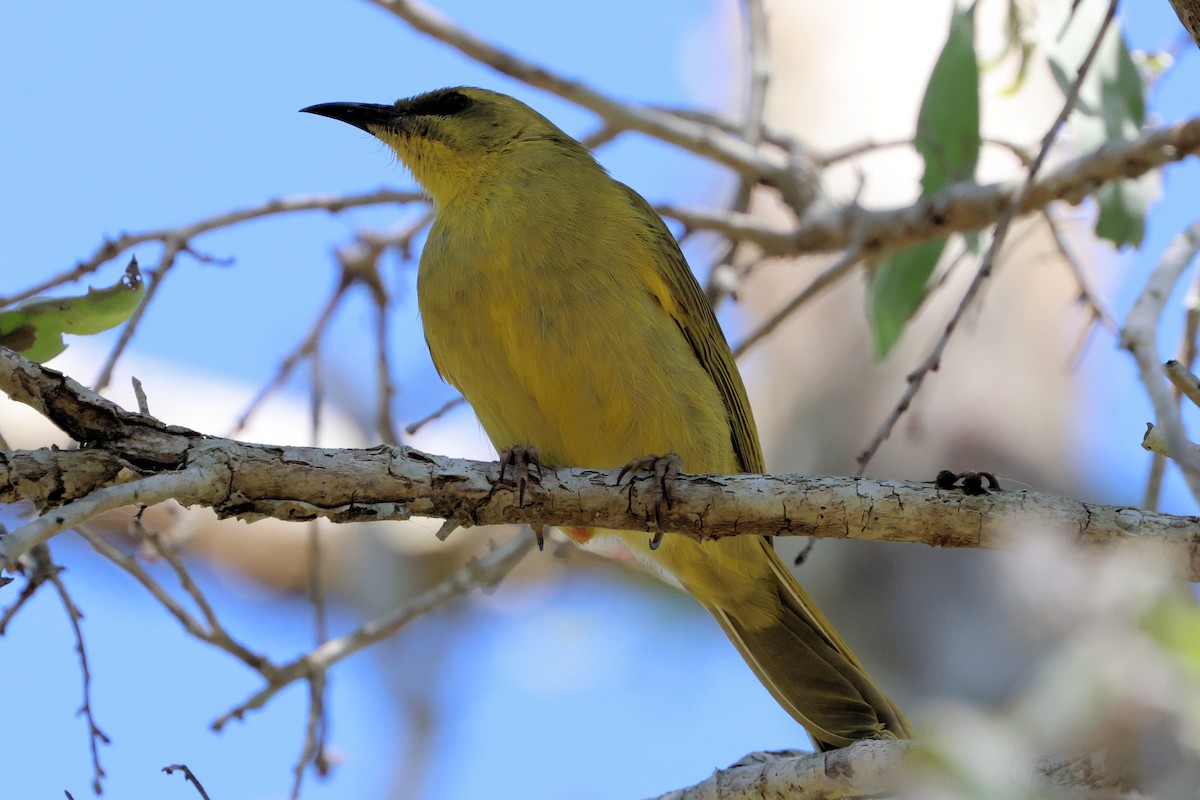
[303,87,912,748]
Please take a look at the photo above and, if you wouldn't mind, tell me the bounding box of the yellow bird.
[303,87,911,749]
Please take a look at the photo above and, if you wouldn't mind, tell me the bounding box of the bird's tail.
[683,537,913,750]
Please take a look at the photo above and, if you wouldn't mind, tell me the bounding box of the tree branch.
[3,348,1199,578]
[1121,219,1200,502]
[0,189,424,309]
[646,740,1132,800]
[362,0,816,210]
[1168,0,1200,51]
[661,115,1200,258]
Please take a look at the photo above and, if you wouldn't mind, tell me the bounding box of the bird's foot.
[616,453,682,551]
[492,445,543,508]
[934,469,1000,495]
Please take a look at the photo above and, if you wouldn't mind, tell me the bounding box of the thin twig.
[819,136,1032,168]
[296,352,333,794]
[135,517,227,642]
[733,245,863,357]
[373,295,400,445]
[1041,208,1118,333]
[213,533,535,731]
[0,189,425,309]
[404,396,466,436]
[162,764,213,800]
[703,0,773,308]
[366,0,806,208]
[42,546,110,794]
[291,671,332,799]
[1165,360,1200,409]
[230,280,350,436]
[0,550,54,634]
[855,0,1120,474]
[93,242,182,392]
[78,526,277,678]
[818,137,915,167]
[131,376,150,416]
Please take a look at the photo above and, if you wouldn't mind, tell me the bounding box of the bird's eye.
[412,91,472,116]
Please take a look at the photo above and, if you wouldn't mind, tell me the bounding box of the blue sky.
[1,2,1197,799]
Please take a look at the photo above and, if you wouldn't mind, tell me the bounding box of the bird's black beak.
[300,102,397,133]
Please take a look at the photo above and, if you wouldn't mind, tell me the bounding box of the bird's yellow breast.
[417,163,738,476]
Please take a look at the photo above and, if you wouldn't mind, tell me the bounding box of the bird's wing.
[618,183,765,474]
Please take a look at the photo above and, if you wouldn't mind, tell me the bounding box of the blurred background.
[1,1,1198,798]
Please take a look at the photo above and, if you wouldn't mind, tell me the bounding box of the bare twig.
[404,396,466,436]
[0,189,424,309]
[1041,208,1117,333]
[1121,219,1200,502]
[296,353,334,795]
[373,297,400,445]
[0,549,54,634]
[733,245,863,357]
[291,671,332,799]
[42,546,110,795]
[1145,451,1169,511]
[93,243,182,392]
[162,764,212,800]
[855,0,1119,474]
[703,0,774,308]
[659,114,1200,259]
[213,533,534,731]
[137,524,228,638]
[231,280,350,436]
[1165,360,1200,409]
[819,136,1032,169]
[131,376,150,416]
[77,526,276,677]
[364,0,809,208]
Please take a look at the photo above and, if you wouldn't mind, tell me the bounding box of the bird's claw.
[493,445,543,507]
[616,453,682,550]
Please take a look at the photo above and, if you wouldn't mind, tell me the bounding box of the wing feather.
[618,183,764,474]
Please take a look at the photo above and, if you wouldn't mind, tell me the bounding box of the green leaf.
[0,258,145,362]
[870,2,979,359]
[915,2,981,195]
[1046,0,1149,249]
[1094,174,1156,248]
[869,238,948,358]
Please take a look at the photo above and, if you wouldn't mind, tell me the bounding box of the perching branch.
[3,347,1199,578]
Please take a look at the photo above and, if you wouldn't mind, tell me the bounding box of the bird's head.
[302,87,582,205]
